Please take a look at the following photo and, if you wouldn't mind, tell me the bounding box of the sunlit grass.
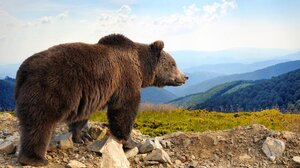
[90,109,300,136]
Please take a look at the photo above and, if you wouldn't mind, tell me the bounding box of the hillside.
[189,69,300,112]
[0,77,15,111]
[1,111,300,167]
[183,60,300,95]
[141,87,177,104]
[170,81,253,108]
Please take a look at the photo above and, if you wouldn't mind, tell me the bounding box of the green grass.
[90,109,300,137]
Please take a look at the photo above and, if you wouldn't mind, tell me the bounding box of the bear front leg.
[107,96,139,148]
[18,120,56,166]
[68,119,92,144]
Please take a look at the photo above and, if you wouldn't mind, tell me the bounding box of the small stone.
[175,159,182,165]
[89,125,103,140]
[188,161,198,168]
[87,135,109,153]
[262,137,285,161]
[66,160,86,168]
[281,131,295,140]
[139,139,155,154]
[0,156,5,163]
[0,141,16,154]
[159,140,172,148]
[53,132,73,150]
[253,136,260,143]
[144,161,160,166]
[154,137,163,149]
[47,141,57,151]
[145,148,172,164]
[125,147,139,158]
[293,156,300,164]
[100,136,130,168]
[183,138,191,147]
[239,153,251,161]
[0,132,20,154]
[97,127,108,141]
[134,157,140,164]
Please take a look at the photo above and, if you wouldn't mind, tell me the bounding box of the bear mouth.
[171,79,186,86]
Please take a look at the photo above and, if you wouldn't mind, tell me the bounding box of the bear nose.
[184,76,189,80]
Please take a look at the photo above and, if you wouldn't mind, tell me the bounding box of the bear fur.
[15,34,187,166]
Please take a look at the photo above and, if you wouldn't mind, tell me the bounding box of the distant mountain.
[183,60,300,96]
[189,69,300,113]
[141,87,178,104]
[0,77,15,111]
[170,81,253,108]
[171,48,297,69]
[183,59,288,74]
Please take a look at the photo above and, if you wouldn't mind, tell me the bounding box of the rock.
[87,135,109,153]
[187,161,198,168]
[262,137,285,161]
[281,131,295,140]
[89,125,103,140]
[0,156,4,163]
[66,160,86,168]
[100,136,130,168]
[159,139,172,148]
[97,127,108,140]
[239,153,251,161]
[47,140,57,151]
[145,148,172,164]
[292,156,300,164]
[183,138,191,147]
[139,139,155,154]
[53,132,73,150]
[144,161,160,166]
[0,132,19,154]
[154,137,163,149]
[175,159,182,165]
[125,147,139,159]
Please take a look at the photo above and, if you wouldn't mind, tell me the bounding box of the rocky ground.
[0,113,300,168]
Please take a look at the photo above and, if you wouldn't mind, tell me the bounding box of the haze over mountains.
[181,60,300,96]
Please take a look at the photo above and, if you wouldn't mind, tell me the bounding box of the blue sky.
[0,0,300,64]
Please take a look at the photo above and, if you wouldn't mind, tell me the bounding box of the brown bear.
[15,34,188,166]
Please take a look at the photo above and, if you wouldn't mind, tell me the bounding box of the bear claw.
[72,131,93,144]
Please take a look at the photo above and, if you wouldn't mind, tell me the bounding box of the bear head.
[150,41,188,87]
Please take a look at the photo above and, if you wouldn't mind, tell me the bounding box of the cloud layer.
[0,0,299,65]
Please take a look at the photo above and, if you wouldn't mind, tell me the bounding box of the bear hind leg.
[18,121,56,166]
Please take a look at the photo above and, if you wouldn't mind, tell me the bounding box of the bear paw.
[19,154,49,166]
[72,131,92,144]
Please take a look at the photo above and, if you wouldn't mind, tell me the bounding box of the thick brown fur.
[15,34,187,166]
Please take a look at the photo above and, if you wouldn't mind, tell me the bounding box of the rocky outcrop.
[0,114,300,167]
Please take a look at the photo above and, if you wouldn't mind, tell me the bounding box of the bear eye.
[171,63,176,67]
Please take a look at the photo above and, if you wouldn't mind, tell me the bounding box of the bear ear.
[150,40,164,52]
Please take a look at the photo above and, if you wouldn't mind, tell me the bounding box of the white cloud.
[40,16,52,24]
[202,0,236,21]
[1,0,299,65]
[56,11,68,20]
